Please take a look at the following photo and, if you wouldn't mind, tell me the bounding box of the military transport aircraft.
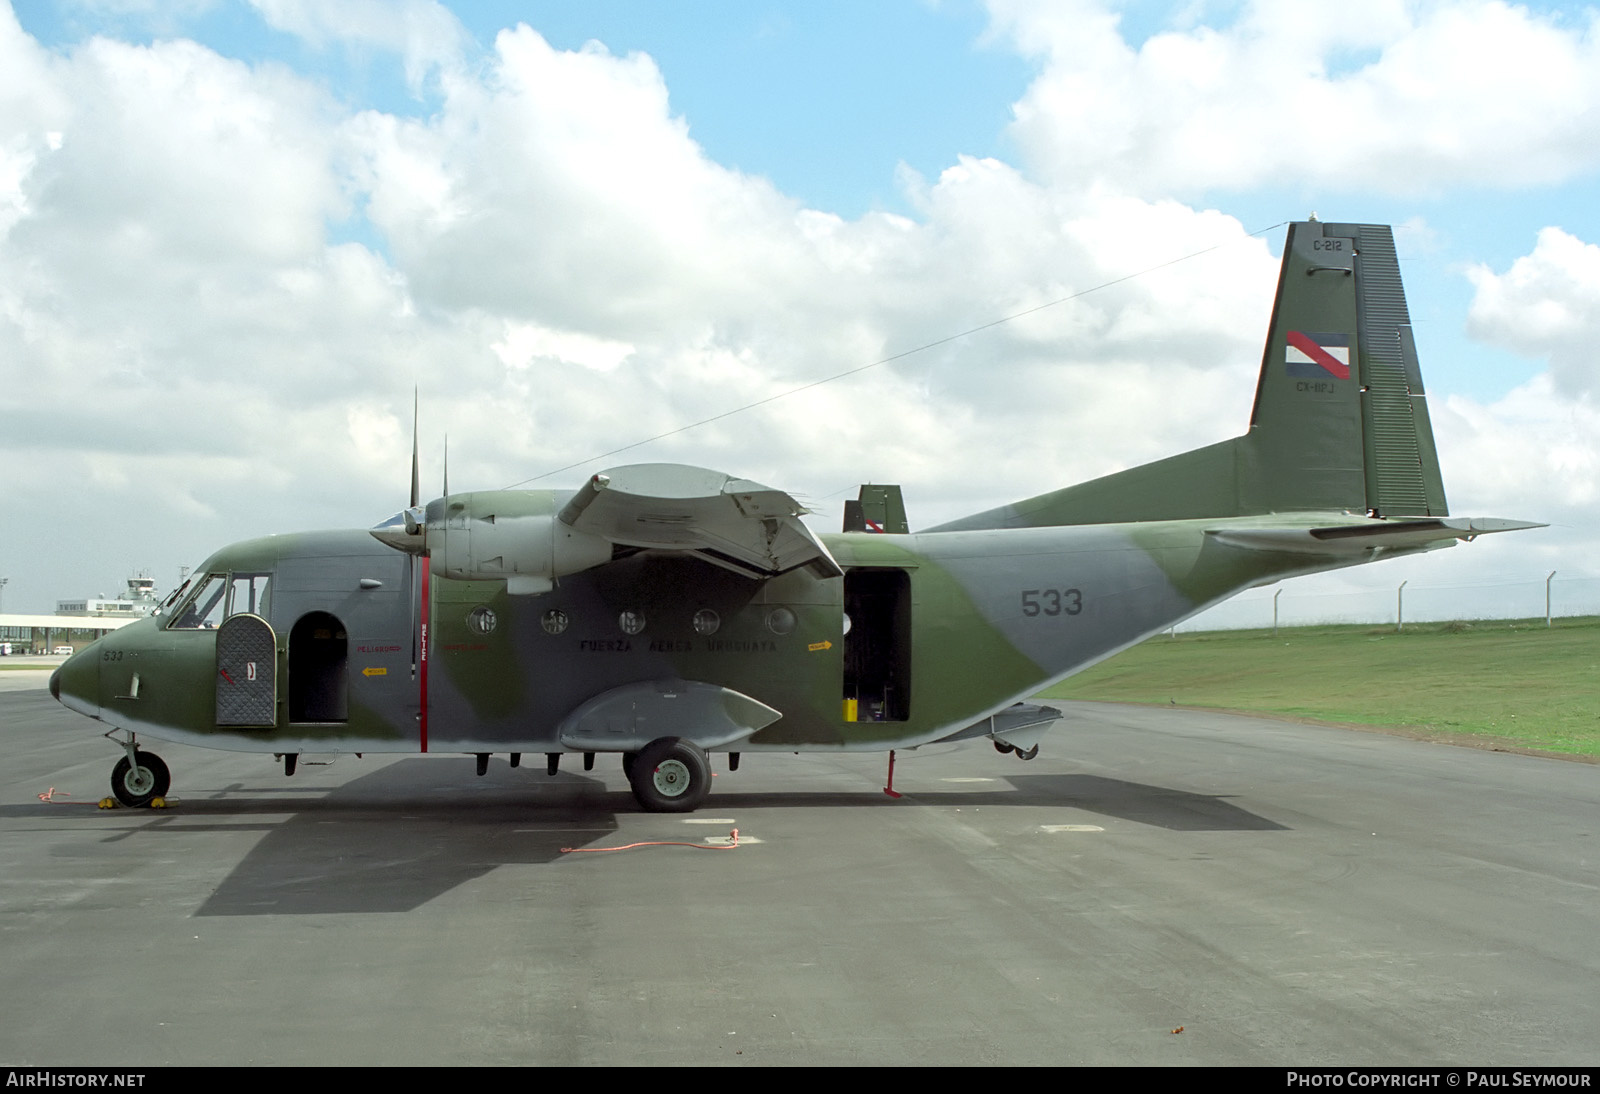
[51,220,1538,813]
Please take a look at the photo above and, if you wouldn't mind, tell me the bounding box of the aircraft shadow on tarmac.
[193,769,1281,915]
[168,759,635,916]
[7,759,1285,916]
[1005,774,1288,831]
[708,774,1286,832]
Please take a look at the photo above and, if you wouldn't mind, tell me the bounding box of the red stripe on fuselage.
[419,561,430,753]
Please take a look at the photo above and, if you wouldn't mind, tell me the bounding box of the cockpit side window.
[227,574,271,620]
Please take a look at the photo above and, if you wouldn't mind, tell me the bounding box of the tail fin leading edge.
[935,220,1449,532]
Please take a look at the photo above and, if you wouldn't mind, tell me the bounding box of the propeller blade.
[410,388,420,510]
[371,390,427,552]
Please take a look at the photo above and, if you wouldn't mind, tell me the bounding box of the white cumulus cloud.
[2,0,1595,619]
[990,0,1600,196]
[1466,226,1600,401]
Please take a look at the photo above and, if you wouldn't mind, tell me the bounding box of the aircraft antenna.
[504,219,1290,488]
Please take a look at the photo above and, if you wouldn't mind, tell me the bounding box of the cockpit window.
[154,574,194,617]
[171,575,227,629]
[167,573,272,629]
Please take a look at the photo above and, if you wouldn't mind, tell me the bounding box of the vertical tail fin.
[933,219,1449,531]
[843,484,910,533]
[1246,220,1447,518]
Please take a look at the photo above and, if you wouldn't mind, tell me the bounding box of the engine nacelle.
[424,490,612,594]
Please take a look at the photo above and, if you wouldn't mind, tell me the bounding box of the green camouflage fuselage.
[54,505,1402,756]
[49,220,1540,812]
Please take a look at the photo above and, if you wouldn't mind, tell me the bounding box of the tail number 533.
[1021,588,1083,617]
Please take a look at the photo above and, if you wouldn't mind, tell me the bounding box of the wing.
[558,463,842,580]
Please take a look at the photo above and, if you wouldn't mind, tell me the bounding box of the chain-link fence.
[1185,573,1600,632]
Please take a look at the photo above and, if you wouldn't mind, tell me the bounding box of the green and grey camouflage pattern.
[52,220,1539,812]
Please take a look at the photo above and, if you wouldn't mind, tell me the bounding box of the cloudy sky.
[2,0,1596,626]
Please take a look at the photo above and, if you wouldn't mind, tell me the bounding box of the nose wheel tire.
[628,737,711,813]
[111,751,171,808]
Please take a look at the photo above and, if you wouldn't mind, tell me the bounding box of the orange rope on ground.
[561,829,739,853]
[37,787,172,808]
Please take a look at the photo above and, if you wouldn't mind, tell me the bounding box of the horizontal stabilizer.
[936,701,1064,748]
[1207,517,1544,556]
[558,463,842,579]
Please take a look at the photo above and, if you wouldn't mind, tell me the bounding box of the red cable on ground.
[37,787,83,804]
[561,829,739,853]
[38,787,173,808]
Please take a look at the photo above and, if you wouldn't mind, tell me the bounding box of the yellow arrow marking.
[807,640,832,652]
[362,666,387,677]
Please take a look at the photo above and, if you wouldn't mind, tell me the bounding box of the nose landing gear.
[110,748,171,808]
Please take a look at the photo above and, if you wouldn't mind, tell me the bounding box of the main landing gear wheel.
[628,737,711,813]
[993,740,1015,755]
[1014,744,1040,762]
[110,751,171,807]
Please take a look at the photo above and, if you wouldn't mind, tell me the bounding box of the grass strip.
[1038,616,1600,756]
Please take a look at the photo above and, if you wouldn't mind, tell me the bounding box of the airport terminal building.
[0,613,136,655]
[1,573,161,655]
